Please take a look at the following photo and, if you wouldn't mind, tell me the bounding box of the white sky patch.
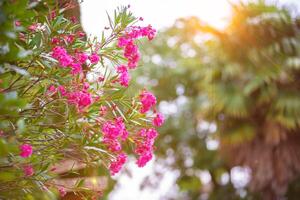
[197,121,217,134]
[198,170,212,185]
[109,158,179,200]
[79,0,231,38]
[230,166,252,188]
[220,172,230,185]
[80,0,300,37]
[206,138,219,150]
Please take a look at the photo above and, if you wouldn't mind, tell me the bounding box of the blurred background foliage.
[132,0,300,199]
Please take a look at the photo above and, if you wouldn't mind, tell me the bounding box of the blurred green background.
[127,1,300,199]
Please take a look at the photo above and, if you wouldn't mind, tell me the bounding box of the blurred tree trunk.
[57,0,81,22]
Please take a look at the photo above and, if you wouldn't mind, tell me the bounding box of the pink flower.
[20,144,33,158]
[77,31,85,38]
[98,75,105,82]
[28,23,38,32]
[23,165,34,177]
[117,25,156,69]
[58,85,67,96]
[83,82,89,90]
[19,32,25,41]
[152,113,164,127]
[76,52,88,64]
[117,65,131,87]
[137,128,147,137]
[146,128,158,140]
[124,42,140,69]
[115,117,129,141]
[102,121,120,140]
[48,85,56,93]
[50,10,56,20]
[124,42,138,56]
[103,139,122,152]
[139,90,157,113]
[109,153,127,175]
[134,128,158,167]
[116,65,127,73]
[78,93,92,107]
[51,37,60,45]
[52,46,67,58]
[102,117,128,151]
[135,25,156,40]
[117,37,131,48]
[59,54,73,67]
[15,20,21,26]
[67,91,92,110]
[102,118,125,140]
[51,46,73,67]
[70,63,82,75]
[65,34,75,43]
[58,187,67,197]
[145,25,156,40]
[136,152,152,167]
[127,52,140,69]
[137,128,158,144]
[121,129,129,141]
[70,16,77,23]
[135,141,152,155]
[89,53,100,64]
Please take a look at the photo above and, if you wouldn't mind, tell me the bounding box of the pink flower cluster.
[51,46,100,74]
[101,90,164,172]
[28,23,42,32]
[100,114,160,173]
[135,128,158,167]
[116,25,156,87]
[139,90,157,113]
[67,90,93,111]
[23,165,34,177]
[153,113,164,127]
[51,30,85,45]
[109,153,127,175]
[102,118,129,175]
[20,144,33,158]
[46,17,162,177]
[102,117,128,152]
[116,65,130,87]
[47,84,92,111]
[52,46,73,67]
[118,25,156,50]
[139,90,165,126]
[58,187,67,197]
[89,53,100,64]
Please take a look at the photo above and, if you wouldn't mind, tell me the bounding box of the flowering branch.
[0,3,164,199]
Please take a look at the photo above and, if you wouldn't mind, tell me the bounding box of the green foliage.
[0,1,156,199]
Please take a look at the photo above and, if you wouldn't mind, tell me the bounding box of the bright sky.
[80,0,300,37]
